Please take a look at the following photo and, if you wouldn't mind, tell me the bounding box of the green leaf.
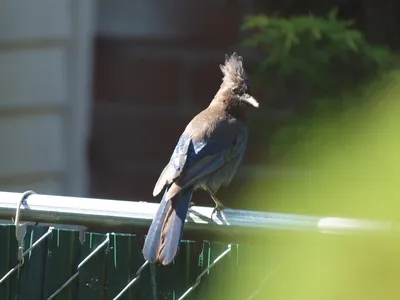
[327,7,339,20]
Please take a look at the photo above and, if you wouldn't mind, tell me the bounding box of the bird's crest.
[219,52,248,87]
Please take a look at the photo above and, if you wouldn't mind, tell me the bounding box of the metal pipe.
[0,191,398,238]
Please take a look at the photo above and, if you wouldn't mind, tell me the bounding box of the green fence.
[1,191,398,300]
[0,224,242,300]
[0,191,301,300]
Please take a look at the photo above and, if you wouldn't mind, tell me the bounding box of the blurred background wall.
[0,0,261,204]
[90,0,263,203]
[0,1,94,197]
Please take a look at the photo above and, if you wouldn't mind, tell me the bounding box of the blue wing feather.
[153,134,191,196]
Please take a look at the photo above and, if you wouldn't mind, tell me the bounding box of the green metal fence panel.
[43,229,81,300]
[18,226,47,300]
[173,240,198,298]
[0,225,239,300]
[105,233,142,299]
[78,233,108,299]
[192,242,238,300]
[0,225,18,299]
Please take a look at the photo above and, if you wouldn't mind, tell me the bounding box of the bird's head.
[216,52,259,109]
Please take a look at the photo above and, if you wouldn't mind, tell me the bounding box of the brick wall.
[90,0,265,206]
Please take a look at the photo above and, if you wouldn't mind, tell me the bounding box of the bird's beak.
[241,94,259,108]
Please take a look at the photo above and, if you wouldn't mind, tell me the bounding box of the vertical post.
[65,0,96,197]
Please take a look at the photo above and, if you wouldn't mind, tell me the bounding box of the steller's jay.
[142,53,259,265]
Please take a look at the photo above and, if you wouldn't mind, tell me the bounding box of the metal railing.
[0,190,399,299]
[0,191,397,236]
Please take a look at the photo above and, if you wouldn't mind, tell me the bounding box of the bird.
[142,52,259,265]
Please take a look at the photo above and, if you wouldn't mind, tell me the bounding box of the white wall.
[0,0,95,197]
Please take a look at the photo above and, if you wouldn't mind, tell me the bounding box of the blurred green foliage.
[222,71,400,300]
[241,9,397,159]
[220,9,400,300]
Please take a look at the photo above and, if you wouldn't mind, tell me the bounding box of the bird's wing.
[153,133,191,196]
[153,124,247,198]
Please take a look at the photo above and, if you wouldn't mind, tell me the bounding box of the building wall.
[0,1,95,197]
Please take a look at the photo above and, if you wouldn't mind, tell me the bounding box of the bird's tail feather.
[157,187,193,265]
[142,186,193,265]
[142,188,172,263]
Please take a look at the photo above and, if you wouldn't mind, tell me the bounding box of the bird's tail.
[143,186,193,265]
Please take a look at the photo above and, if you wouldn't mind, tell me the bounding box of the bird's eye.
[232,88,243,95]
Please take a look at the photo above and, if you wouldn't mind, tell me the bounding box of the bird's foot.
[211,203,225,220]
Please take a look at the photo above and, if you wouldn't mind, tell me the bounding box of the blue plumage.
[143,53,259,265]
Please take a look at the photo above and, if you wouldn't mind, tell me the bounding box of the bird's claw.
[211,204,225,220]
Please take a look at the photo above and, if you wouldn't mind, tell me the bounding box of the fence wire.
[113,260,149,299]
[178,244,232,300]
[0,226,53,285]
[246,255,291,300]
[47,233,110,300]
